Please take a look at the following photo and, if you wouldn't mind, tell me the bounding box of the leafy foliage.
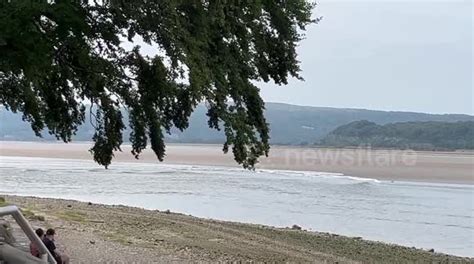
[0,1,315,168]
[320,120,474,150]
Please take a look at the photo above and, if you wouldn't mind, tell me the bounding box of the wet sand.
[0,141,473,184]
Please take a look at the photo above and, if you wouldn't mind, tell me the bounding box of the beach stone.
[31,215,45,222]
[291,224,302,230]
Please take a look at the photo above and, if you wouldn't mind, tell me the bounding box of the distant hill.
[319,120,474,150]
[1,103,473,145]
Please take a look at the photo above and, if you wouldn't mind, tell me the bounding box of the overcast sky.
[259,0,473,115]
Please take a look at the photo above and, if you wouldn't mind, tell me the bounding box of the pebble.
[291,224,302,230]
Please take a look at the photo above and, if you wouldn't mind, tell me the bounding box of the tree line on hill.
[318,120,474,150]
[1,103,473,150]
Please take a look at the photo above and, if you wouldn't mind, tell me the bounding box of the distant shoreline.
[1,141,473,184]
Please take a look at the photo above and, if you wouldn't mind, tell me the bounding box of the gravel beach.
[1,195,472,263]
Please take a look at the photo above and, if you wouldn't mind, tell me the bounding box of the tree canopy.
[0,0,315,168]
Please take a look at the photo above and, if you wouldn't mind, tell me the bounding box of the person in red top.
[29,228,44,258]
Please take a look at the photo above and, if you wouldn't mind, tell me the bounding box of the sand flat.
[0,141,473,184]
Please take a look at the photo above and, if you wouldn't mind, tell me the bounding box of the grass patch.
[102,232,132,245]
[56,210,87,222]
[0,198,44,221]
[20,208,46,221]
[0,197,7,207]
[0,198,45,221]
[20,208,36,218]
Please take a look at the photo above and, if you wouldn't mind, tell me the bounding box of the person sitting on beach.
[43,228,70,264]
[29,228,44,258]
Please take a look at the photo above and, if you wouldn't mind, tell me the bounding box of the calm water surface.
[0,156,472,257]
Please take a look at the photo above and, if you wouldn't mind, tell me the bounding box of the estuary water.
[0,156,472,256]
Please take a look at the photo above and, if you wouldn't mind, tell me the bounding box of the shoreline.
[2,195,472,263]
[1,141,473,184]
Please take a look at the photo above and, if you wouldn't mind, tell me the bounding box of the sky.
[258,0,473,115]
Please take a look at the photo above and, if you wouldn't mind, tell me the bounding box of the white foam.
[255,168,380,183]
